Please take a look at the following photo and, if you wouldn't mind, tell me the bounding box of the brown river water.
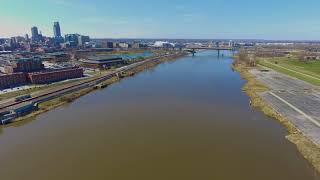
[0,51,319,180]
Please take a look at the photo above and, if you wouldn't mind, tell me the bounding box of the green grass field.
[258,57,320,86]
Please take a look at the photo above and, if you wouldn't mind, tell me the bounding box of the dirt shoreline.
[2,53,185,126]
[233,64,320,173]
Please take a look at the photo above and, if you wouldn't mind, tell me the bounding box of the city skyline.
[2,0,320,40]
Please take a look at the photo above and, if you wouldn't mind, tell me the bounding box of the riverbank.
[233,64,320,173]
[2,53,186,126]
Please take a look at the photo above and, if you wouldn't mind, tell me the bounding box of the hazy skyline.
[2,0,320,40]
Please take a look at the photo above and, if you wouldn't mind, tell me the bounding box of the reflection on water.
[0,51,318,180]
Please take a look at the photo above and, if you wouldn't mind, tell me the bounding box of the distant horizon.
[3,34,320,42]
[2,0,320,40]
[3,35,320,42]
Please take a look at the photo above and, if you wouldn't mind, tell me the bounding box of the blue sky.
[1,0,320,40]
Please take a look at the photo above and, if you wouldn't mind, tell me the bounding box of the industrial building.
[1,58,44,74]
[0,73,27,89]
[80,56,125,69]
[27,67,83,84]
[40,52,70,62]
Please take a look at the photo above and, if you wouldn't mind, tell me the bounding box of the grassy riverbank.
[258,58,320,86]
[234,64,320,173]
[4,53,185,126]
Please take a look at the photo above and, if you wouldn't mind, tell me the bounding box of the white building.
[154,41,175,48]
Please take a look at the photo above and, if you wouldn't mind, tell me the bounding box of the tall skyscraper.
[53,22,61,37]
[25,34,29,41]
[31,26,39,42]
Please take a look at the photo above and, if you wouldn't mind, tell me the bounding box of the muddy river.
[0,51,318,180]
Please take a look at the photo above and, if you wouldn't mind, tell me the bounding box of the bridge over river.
[184,47,238,56]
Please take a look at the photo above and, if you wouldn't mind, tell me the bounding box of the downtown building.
[64,34,90,48]
[78,35,90,46]
[31,26,43,42]
[53,22,64,45]
[53,22,62,37]
[64,34,80,47]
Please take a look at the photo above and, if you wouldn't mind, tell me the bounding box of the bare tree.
[297,51,308,62]
[236,49,257,67]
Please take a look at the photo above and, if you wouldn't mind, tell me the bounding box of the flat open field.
[258,57,320,85]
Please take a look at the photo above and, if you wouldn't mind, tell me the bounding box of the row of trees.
[235,49,257,67]
[296,51,320,62]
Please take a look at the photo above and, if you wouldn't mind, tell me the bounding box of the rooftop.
[46,52,68,56]
[81,55,124,64]
[87,55,122,61]
[12,58,42,62]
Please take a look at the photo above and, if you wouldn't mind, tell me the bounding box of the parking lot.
[251,68,320,144]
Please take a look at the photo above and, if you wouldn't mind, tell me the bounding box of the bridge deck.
[186,47,235,50]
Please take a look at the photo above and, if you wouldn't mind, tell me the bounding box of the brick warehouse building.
[27,67,84,84]
[3,58,44,74]
[0,73,27,89]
